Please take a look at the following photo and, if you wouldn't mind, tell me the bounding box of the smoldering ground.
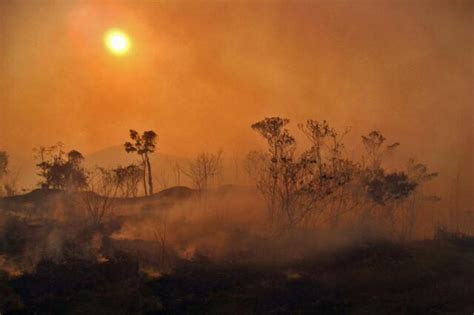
[111,188,396,267]
[1,186,473,315]
[0,185,411,278]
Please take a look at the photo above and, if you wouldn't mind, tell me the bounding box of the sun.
[104,29,130,55]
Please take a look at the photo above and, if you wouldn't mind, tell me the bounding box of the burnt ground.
[1,236,473,315]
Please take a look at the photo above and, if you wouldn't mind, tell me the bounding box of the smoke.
[1,1,472,205]
[112,188,267,260]
[0,181,471,279]
[0,198,119,277]
[110,187,393,269]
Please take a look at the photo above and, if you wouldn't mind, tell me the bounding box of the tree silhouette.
[33,143,87,191]
[0,151,8,196]
[182,151,222,191]
[82,167,119,225]
[124,130,157,196]
[251,117,295,222]
[0,151,7,180]
[112,164,143,198]
[250,117,437,236]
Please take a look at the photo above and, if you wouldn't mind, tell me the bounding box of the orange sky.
[0,0,472,185]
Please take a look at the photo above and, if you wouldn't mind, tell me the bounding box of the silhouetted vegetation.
[34,143,87,191]
[0,151,20,197]
[0,152,7,179]
[182,151,223,191]
[112,164,144,198]
[125,130,157,196]
[250,117,437,238]
[0,118,471,315]
[0,151,8,197]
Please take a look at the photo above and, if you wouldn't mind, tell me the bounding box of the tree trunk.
[145,153,153,195]
[141,154,148,196]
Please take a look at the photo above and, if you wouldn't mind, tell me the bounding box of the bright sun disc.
[104,29,130,55]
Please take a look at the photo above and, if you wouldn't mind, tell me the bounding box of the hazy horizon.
[1,0,472,207]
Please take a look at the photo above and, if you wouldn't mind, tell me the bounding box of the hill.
[0,186,196,217]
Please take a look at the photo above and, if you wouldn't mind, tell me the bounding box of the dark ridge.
[0,188,64,204]
[154,186,195,200]
[0,186,196,209]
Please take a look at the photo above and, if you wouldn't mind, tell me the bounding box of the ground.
[1,189,473,314]
[1,236,473,314]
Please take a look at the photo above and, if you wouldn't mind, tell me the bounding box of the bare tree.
[183,151,222,191]
[296,120,357,226]
[361,131,399,170]
[0,151,7,179]
[172,161,182,186]
[153,210,170,270]
[3,169,21,197]
[0,151,7,196]
[0,152,20,197]
[251,117,296,223]
[156,168,170,190]
[82,167,119,225]
[398,158,439,239]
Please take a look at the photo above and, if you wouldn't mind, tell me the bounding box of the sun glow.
[104,29,130,55]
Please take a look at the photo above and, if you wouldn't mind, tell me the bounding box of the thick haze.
[0,1,472,207]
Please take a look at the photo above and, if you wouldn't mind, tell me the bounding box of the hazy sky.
[0,0,472,182]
